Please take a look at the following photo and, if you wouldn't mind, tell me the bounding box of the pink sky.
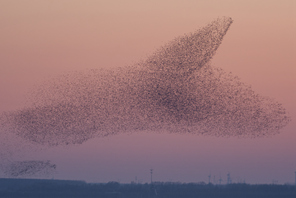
[0,0,295,184]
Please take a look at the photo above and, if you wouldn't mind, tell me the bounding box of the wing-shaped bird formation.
[0,17,290,146]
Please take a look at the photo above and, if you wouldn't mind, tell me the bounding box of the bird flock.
[1,161,56,177]
[0,17,290,177]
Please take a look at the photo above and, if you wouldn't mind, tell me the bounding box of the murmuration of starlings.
[0,17,290,146]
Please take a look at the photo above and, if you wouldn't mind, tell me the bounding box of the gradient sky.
[0,0,295,184]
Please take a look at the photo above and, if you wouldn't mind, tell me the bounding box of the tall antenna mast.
[150,169,153,184]
[227,173,232,185]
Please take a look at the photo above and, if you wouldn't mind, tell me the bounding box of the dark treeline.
[0,178,295,198]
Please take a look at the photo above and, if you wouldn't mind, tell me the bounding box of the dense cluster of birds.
[0,17,290,152]
[0,160,56,177]
[0,17,290,148]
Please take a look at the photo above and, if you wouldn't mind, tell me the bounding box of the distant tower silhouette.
[208,174,211,184]
[227,173,232,185]
[149,169,157,198]
[219,175,222,185]
[150,169,153,184]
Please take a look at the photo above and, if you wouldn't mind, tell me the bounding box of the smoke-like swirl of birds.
[0,17,290,147]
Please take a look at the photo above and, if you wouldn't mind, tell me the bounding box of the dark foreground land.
[0,178,295,198]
